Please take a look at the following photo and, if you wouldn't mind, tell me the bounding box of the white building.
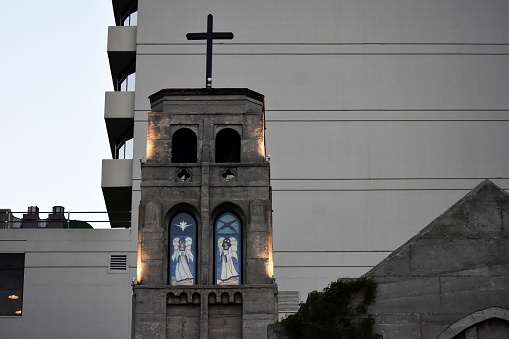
[0,214,133,339]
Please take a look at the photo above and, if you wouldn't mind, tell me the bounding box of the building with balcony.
[0,1,507,338]
[102,0,509,314]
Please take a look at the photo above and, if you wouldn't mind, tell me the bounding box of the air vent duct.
[109,254,127,271]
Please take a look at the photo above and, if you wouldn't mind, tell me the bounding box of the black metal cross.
[186,14,234,88]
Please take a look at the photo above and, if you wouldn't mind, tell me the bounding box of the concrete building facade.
[367,180,509,338]
[0,2,508,338]
[0,226,133,339]
[103,1,509,307]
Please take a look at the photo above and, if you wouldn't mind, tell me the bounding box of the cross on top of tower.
[186,14,234,88]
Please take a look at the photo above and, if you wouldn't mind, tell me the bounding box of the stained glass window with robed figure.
[169,212,197,285]
[215,212,242,285]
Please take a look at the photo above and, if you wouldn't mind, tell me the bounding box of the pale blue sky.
[0,2,115,224]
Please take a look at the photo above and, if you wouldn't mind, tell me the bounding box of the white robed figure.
[218,237,239,284]
[171,237,194,285]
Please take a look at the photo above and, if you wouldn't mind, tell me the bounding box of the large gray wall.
[129,0,509,299]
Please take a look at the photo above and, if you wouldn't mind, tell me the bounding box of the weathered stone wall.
[134,89,277,339]
[134,285,278,339]
[366,180,509,338]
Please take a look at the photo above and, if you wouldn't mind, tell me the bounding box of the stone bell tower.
[133,88,277,339]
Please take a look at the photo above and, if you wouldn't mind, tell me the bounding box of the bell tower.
[133,88,277,339]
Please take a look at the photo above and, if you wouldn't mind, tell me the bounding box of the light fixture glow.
[146,140,155,160]
[266,252,274,279]
[137,238,144,283]
[254,127,266,160]
[8,295,19,300]
[146,120,156,160]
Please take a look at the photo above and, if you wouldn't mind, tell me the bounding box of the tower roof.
[148,88,264,113]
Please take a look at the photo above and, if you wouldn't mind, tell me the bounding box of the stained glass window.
[169,212,197,285]
[215,212,242,285]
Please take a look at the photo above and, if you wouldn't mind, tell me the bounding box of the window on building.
[215,212,241,285]
[118,71,136,91]
[120,1,138,26]
[0,254,24,316]
[169,212,197,285]
[115,128,134,160]
[116,60,136,92]
[172,128,198,163]
[215,128,240,163]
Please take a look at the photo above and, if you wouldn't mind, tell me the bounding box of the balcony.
[101,159,133,228]
[107,26,136,88]
[104,91,135,157]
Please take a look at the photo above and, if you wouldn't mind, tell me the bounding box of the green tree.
[280,278,382,339]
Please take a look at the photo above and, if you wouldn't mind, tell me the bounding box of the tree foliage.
[280,278,382,339]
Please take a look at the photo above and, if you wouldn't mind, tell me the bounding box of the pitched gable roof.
[365,180,509,277]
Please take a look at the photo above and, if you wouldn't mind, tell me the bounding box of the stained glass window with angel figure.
[169,212,197,285]
[215,212,241,285]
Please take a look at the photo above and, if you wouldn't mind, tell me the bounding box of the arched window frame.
[168,211,198,285]
[214,211,243,285]
[215,127,241,163]
[171,127,198,163]
[437,307,509,339]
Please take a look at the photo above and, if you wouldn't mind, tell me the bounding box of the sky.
[0,2,115,226]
